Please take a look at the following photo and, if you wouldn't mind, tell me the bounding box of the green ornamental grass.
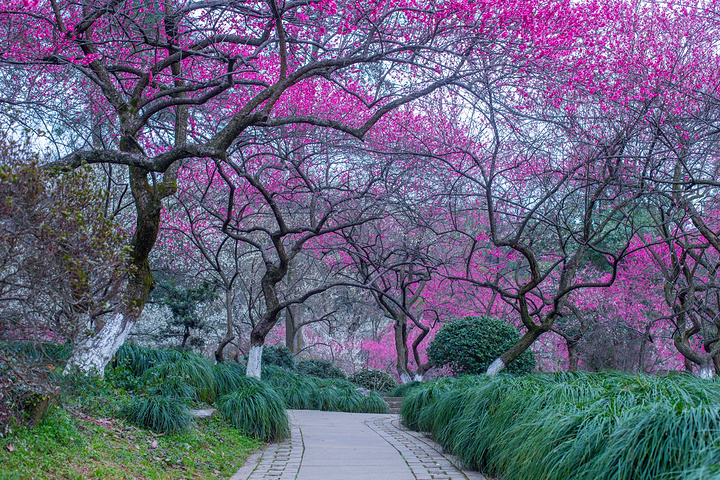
[401,372,720,480]
[216,378,289,442]
[121,394,193,433]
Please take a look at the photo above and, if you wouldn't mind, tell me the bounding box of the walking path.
[231,410,487,480]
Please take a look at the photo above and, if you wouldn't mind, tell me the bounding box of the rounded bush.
[350,369,398,393]
[262,345,295,370]
[121,394,193,433]
[427,316,536,375]
[296,359,346,379]
[216,378,289,442]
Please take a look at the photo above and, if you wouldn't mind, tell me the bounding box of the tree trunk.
[684,357,695,373]
[285,305,304,354]
[487,327,544,376]
[394,315,413,383]
[64,172,161,376]
[699,360,715,379]
[567,340,579,372]
[246,344,263,378]
[215,288,236,363]
[63,312,135,375]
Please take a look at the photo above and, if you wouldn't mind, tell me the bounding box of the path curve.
[231,410,487,480]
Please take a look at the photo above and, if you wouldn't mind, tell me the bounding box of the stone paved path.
[231,410,487,480]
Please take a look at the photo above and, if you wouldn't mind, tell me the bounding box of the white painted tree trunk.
[699,362,715,379]
[486,357,506,376]
[246,345,263,378]
[400,372,412,384]
[63,312,133,377]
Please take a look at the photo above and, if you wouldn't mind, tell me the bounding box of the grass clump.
[216,377,289,442]
[361,392,389,414]
[401,372,720,480]
[121,394,193,434]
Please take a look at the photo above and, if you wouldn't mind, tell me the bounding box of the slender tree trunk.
[393,315,413,383]
[215,288,236,363]
[567,340,579,372]
[684,357,695,373]
[487,327,544,376]
[246,267,285,378]
[285,305,304,354]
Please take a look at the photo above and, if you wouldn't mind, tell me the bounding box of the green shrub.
[427,316,536,375]
[215,378,289,442]
[350,369,398,393]
[296,359,345,379]
[262,346,295,370]
[121,394,193,433]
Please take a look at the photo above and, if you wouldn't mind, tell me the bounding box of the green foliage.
[2,342,72,364]
[401,372,720,480]
[213,362,248,397]
[427,316,536,375]
[121,394,193,434]
[112,343,185,377]
[0,408,259,480]
[296,359,346,379]
[350,369,398,393]
[262,345,295,370]
[153,279,218,348]
[215,378,289,442]
[281,376,318,410]
[141,355,217,402]
[388,381,422,397]
[361,392,389,414]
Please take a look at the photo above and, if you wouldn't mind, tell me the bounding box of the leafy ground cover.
[401,372,720,480]
[0,408,258,480]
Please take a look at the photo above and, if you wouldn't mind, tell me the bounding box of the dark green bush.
[350,369,398,393]
[296,359,346,379]
[262,346,295,370]
[427,316,535,375]
[121,394,193,433]
[215,377,289,442]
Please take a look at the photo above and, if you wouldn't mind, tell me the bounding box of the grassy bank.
[401,372,720,480]
[0,408,259,480]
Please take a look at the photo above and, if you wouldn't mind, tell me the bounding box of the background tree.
[0,0,477,374]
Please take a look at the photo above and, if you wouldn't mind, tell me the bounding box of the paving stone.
[232,410,489,480]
